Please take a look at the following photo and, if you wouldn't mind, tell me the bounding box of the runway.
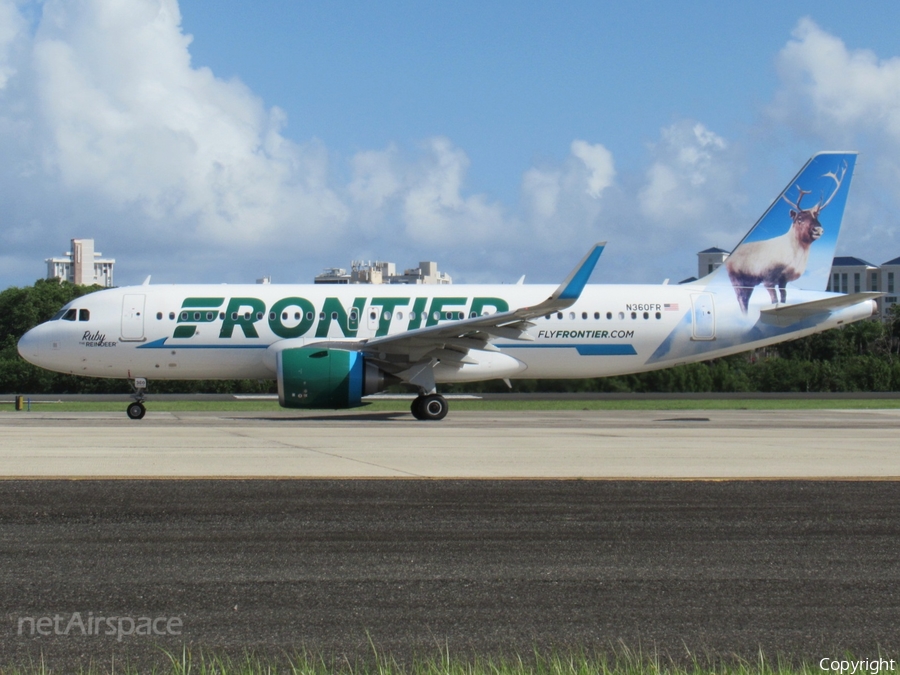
[2,410,899,669]
[2,479,899,670]
[1,408,899,478]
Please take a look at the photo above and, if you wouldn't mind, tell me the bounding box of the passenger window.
[79,309,90,321]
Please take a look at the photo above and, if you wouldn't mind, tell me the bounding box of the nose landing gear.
[126,401,146,420]
[127,377,147,420]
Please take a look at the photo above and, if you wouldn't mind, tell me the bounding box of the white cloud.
[570,140,615,198]
[639,121,731,224]
[771,18,900,145]
[0,0,803,288]
[27,0,349,249]
[767,18,900,258]
[348,145,402,229]
[516,140,616,255]
[400,137,507,246]
[0,0,634,286]
[0,0,26,91]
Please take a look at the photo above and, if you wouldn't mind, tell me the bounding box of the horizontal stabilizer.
[759,292,881,326]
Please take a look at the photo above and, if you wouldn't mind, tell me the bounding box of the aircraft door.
[121,294,146,341]
[367,305,379,333]
[690,293,715,341]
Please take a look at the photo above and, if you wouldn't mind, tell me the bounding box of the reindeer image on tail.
[725,161,848,314]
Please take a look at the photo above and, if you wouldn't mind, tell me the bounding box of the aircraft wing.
[759,292,882,327]
[303,243,605,384]
[361,242,604,355]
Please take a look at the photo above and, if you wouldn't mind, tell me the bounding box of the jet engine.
[276,347,390,408]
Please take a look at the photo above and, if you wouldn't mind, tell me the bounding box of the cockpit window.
[79,309,90,321]
[62,309,77,321]
[51,309,67,320]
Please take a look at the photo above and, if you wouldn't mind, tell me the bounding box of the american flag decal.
[664,303,679,311]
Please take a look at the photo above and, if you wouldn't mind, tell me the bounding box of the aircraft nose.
[17,324,52,367]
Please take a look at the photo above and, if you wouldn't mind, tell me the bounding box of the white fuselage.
[17,281,876,384]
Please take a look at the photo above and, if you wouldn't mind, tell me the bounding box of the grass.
[3,397,900,413]
[0,646,870,675]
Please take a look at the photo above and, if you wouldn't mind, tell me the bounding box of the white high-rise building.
[46,239,115,287]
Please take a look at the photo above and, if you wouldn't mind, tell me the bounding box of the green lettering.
[220,297,266,338]
[408,297,427,330]
[180,297,224,309]
[425,297,468,327]
[177,298,224,325]
[370,297,410,337]
[268,297,315,338]
[315,297,366,338]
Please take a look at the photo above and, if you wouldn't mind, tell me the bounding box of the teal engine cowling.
[276,347,390,409]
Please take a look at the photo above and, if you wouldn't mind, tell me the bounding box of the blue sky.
[2,0,900,288]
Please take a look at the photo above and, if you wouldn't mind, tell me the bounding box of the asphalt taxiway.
[1,408,899,478]
[2,480,898,670]
[2,409,899,669]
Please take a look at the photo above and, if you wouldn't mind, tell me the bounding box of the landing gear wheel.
[411,394,448,421]
[126,402,146,420]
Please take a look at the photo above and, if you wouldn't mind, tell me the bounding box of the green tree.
[0,280,105,393]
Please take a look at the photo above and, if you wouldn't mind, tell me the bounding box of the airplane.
[18,151,880,421]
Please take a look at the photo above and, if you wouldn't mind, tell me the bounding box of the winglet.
[361,241,607,351]
[552,242,605,302]
[512,242,606,318]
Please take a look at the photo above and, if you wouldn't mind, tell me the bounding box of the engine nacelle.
[276,347,389,409]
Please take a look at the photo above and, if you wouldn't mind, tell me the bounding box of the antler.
[782,186,812,211]
[817,160,849,211]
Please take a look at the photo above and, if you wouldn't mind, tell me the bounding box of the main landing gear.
[410,393,448,421]
[127,377,147,420]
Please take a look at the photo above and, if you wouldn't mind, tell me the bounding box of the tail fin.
[706,151,857,313]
